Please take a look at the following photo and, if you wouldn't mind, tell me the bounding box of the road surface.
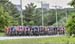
[0,35,64,40]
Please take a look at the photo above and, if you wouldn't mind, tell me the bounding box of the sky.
[9,0,72,9]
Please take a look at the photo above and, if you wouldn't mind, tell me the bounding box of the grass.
[0,36,75,44]
[0,32,5,36]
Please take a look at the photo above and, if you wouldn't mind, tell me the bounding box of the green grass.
[0,37,75,44]
[0,32,5,36]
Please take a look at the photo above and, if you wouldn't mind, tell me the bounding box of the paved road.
[0,35,64,40]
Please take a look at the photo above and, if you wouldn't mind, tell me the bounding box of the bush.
[66,13,75,36]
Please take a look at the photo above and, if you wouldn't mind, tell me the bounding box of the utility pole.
[65,8,68,36]
[52,5,59,35]
[35,1,44,26]
[20,0,23,26]
[65,9,68,23]
[52,5,62,27]
[53,6,58,27]
[55,6,58,27]
[41,1,44,26]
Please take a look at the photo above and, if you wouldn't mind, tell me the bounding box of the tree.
[0,0,20,26]
[4,2,20,25]
[66,13,75,35]
[69,0,75,8]
[65,0,75,36]
[23,3,37,26]
[0,5,14,31]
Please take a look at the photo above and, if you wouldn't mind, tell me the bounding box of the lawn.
[0,36,75,44]
[0,32,5,36]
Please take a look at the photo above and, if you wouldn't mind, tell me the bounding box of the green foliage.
[0,0,20,26]
[0,0,19,31]
[0,5,14,31]
[4,2,20,25]
[23,3,37,26]
[0,0,75,29]
[69,0,75,8]
[23,4,75,26]
[65,0,75,36]
[66,13,75,36]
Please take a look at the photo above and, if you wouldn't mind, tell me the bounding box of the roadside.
[0,36,75,44]
[0,32,5,36]
[0,35,64,40]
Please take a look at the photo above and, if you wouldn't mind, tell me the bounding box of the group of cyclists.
[5,26,65,36]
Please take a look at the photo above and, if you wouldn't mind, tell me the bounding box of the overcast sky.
[9,0,72,9]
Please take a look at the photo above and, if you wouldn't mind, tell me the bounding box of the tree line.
[0,0,75,36]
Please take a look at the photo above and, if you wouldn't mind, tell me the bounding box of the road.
[0,35,64,40]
